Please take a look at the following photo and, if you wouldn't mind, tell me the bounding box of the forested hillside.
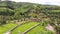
[0,1,60,34]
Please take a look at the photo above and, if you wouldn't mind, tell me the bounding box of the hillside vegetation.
[0,1,60,34]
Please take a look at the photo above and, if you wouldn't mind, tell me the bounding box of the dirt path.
[45,24,56,34]
[4,31,11,34]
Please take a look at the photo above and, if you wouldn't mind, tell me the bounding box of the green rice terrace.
[0,21,54,34]
[0,1,60,34]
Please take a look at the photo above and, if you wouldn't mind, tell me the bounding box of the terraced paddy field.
[0,21,54,34]
[11,22,53,34]
[12,22,39,34]
[0,23,17,34]
[27,25,54,34]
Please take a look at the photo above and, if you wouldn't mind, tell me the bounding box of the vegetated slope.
[0,1,60,19]
[0,1,60,34]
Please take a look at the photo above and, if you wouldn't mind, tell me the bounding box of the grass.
[12,22,39,34]
[27,25,54,34]
[0,23,17,34]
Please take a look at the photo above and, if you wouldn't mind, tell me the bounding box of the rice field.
[0,23,17,34]
[0,21,54,34]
